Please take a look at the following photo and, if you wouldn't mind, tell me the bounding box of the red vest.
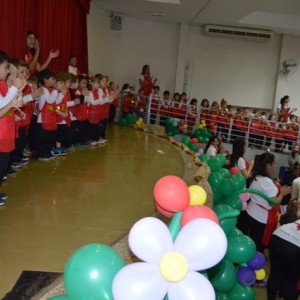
[56,93,70,125]
[286,124,298,141]
[200,108,210,123]
[20,84,34,127]
[0,81,15,152]
[150,93,160,112]
[187,105,197,125]
[265,121,276,137]
[122,92,135,113]
[99,88,110,120]
[217,110,231,128]
[88,90,101,124]
[160,100,171,116]
[142,74,152,96]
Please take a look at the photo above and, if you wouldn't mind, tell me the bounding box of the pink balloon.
[154,176,190,212]
[239,193,250,202]
[242,201,248,211]
[155,202,175,217]
[229,167,240,175]
[181,205,219,228]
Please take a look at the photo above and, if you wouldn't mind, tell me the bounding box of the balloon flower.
[113,217,227,300]
[165,118,187,136]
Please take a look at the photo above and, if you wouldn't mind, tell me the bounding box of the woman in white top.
[205,135,220,157]
[267,202,300,300]
[237,152,292,253]
[229,137,254,179]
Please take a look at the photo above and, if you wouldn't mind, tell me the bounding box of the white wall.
[88,3,300,113]
[186,26,281,109]
[88,2,179,92]
[274,35,300,113]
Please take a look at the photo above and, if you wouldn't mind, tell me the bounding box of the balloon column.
[120,113,137,126]
[135,117,145,129]
[165,118,188,136]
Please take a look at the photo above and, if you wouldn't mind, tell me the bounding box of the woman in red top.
[139,65,156,97]
[25,31,60,74]
[277,95,297,123]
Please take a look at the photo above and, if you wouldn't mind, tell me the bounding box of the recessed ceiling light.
[148,11,166,17]
[144,0,181,4]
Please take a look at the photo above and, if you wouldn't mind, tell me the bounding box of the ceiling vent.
[204,25,274,42]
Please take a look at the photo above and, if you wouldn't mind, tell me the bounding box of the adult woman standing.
[139,65,156,97]
[25,31,60,74]
[277,95,297,122]
[237,152,292,253]
[229,137,254,179]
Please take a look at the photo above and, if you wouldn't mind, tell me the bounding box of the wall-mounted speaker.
[111,16,122,31]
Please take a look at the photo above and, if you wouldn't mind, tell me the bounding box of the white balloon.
[168,271,215,300]
[129,217,173,263]
[113,262,169,300]
[174,218,227,271]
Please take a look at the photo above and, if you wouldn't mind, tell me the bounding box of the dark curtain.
[0,0,89,73]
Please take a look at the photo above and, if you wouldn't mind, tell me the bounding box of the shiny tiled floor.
[0,126,183,297]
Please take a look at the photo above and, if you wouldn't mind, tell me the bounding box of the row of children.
[121,88,300,152]
[0,50,119,205]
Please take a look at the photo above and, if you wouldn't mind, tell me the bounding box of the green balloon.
[216,168,230,178]
[199,153,210,163]
[48,296,70,300]
[189,143,199,153]
[224,195,243,211]
[213,204,237,236]
[208,259,237,292]
[213,188,223,205]
[208,172,224,190]
[216,154,227,167]
[225,235,256,264]
[181,136,190,145]
[173,128,180,135]
[207,156,222,172]
[231,227,243,236]
[216,291,230,300]
[227,283,255,300]
[64,244,125,300]
[198,135,204,143]
[232,174,246,191]
[219,177,235,197]
[167,130,174,136]
[120,118,128,126]
[203,136,210,144]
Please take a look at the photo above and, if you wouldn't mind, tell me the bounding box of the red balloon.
[155,202,175,217]
[179,126,184,132]
[230,167,240,175]
[154,176,190,212]
[198,143,203,149]
[191,138,198,144]
[181,205,219,227]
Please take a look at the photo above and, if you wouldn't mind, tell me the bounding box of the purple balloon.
[247,252,267,270]
[237,267,256,286]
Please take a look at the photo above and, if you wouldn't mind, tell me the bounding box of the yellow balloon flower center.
[159,252,188,282]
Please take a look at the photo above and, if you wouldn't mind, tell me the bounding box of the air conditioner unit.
[204,25,274,42]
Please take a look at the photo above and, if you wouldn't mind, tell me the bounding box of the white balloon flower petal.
[168,271,215,300]
[129,217,173,263]
[174,218,227,271]
[113,262,169,300]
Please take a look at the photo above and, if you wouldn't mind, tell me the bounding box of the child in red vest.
[265,114,276,151]
[275,116,286,152]
[0,50,25,204]
[159,90,171,126]
[98,75,116,143]
[36,69,59,161]
[149,85,160,124]
[51,72,71,156]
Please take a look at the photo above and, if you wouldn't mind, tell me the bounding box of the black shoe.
[7,168,17,176]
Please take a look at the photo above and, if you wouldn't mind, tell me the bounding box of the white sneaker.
[90,141,98,146]
[98,139,107,144]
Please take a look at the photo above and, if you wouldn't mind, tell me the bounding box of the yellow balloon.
[138,118,143,122]
[159,252,188,282]
[255,269,266,280]
[188,185,207,205]
[201,120,206,124]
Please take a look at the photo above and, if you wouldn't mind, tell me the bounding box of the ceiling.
[93,0,300,37]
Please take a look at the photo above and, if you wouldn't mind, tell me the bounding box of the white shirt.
[235,157,246,173]
[246,176,278,224]
[68,65,78,76]
[273,220,300,247]
[292,177,300,200]
[206,145,218,157]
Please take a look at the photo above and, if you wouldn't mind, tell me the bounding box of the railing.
[117,92,300,152]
